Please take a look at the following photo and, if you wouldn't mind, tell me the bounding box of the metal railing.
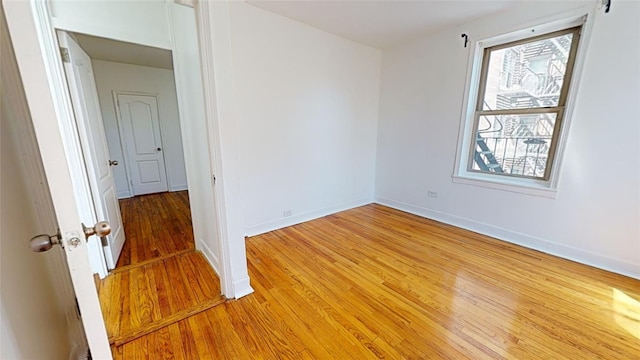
[475,135,551,177]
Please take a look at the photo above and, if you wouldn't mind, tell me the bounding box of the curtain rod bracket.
[461,34,469,48]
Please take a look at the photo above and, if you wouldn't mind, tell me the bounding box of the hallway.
[116,191,195,268]
[98,191,224,353]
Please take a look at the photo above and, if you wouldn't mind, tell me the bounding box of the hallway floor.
[99,191,224,353]
[116,191,195,268]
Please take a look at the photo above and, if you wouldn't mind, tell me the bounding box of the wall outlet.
[283,210,292,217]
[427,190,438,198]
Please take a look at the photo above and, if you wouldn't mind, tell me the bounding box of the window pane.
[471,113,557,178]
[482,33,574,110]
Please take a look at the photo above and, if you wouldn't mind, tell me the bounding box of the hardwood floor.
[117,191,195,268]
[101,251,223,346]
[102,191,224,352]
[112,204,640,359]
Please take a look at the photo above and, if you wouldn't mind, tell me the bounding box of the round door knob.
[94,221,111,237]
[29,233,61,252]
[82,221,112,238]
[109,160,118,166]
[156,147,162,151]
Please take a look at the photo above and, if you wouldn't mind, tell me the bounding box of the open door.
[58,31,126,271]
[3,1,112,358]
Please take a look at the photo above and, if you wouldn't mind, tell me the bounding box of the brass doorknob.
[29,232,61,252]
[82,221,111,238]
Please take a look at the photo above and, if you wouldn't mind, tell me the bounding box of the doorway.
[59,30,226,349]
[4,1,237,356]
[61,31,199,266]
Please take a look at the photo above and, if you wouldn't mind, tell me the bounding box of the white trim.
[452,174,558,199]
[245,198,373,237]
[233,277,254,299]
[116,190,133,199]
[169,184,188,192]
[197,238,220,276]
[452,6,598,196]
[375,196,640,280]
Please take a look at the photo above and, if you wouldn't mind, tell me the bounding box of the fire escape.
[474,34,572,178]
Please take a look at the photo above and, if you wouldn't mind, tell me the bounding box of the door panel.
[116,94,169,195]
[59,31,126,270]
[3,1,112,357]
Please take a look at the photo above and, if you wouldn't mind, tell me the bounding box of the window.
[466,26,582,181]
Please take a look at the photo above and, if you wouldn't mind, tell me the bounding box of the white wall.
[228,2,382,235]
[375,1,640,278]
[49,0,171,50]
[92,60,188,197]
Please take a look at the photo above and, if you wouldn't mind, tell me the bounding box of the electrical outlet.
[427,190,438,198]
[283,210,292,217]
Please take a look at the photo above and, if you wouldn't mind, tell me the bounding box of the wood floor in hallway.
[100,191,224,352]
[116,191,195,268]
[110,204,640,359]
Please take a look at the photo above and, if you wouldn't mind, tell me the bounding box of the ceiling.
[72,1,516,66]
[74,33,173,70]
[246,0,516,48]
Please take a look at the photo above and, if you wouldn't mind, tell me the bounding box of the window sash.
[467,26,582,181]
[467,109,564,181]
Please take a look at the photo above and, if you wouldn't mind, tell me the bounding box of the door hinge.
[212,174,216,185]
[60,47,70,63]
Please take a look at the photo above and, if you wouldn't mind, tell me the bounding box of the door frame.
[15,0,236,298]
[14,1,237,294]
[112,90,170,198]
[4,0,242,355]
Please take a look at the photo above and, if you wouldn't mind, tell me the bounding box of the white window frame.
[452,12,595,198]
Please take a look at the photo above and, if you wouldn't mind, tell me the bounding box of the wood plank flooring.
[112,204,640,359]
[117,191,195,268]
[101,191,224,351]
[100,251,223,346]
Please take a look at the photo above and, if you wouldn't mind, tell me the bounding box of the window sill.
[452,173,558,199]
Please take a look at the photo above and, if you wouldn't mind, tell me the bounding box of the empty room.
[1,0,639,359]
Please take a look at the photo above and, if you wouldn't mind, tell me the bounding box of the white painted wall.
[49,0,171,50]
[170,2,226,283]
[92,60,188,198]
[375,0,640,278]
[228,2,382,235]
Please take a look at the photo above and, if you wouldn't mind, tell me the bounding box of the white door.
[116,94,169,196]
[3,1,112,357]
[58,31,126,270]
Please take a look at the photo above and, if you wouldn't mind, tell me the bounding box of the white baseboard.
[375,196,640,280]
[233,277,254,299]
[244,198,373,237]
[196,238,220,276]
[169,184,188,192]
[116,190,132,199]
